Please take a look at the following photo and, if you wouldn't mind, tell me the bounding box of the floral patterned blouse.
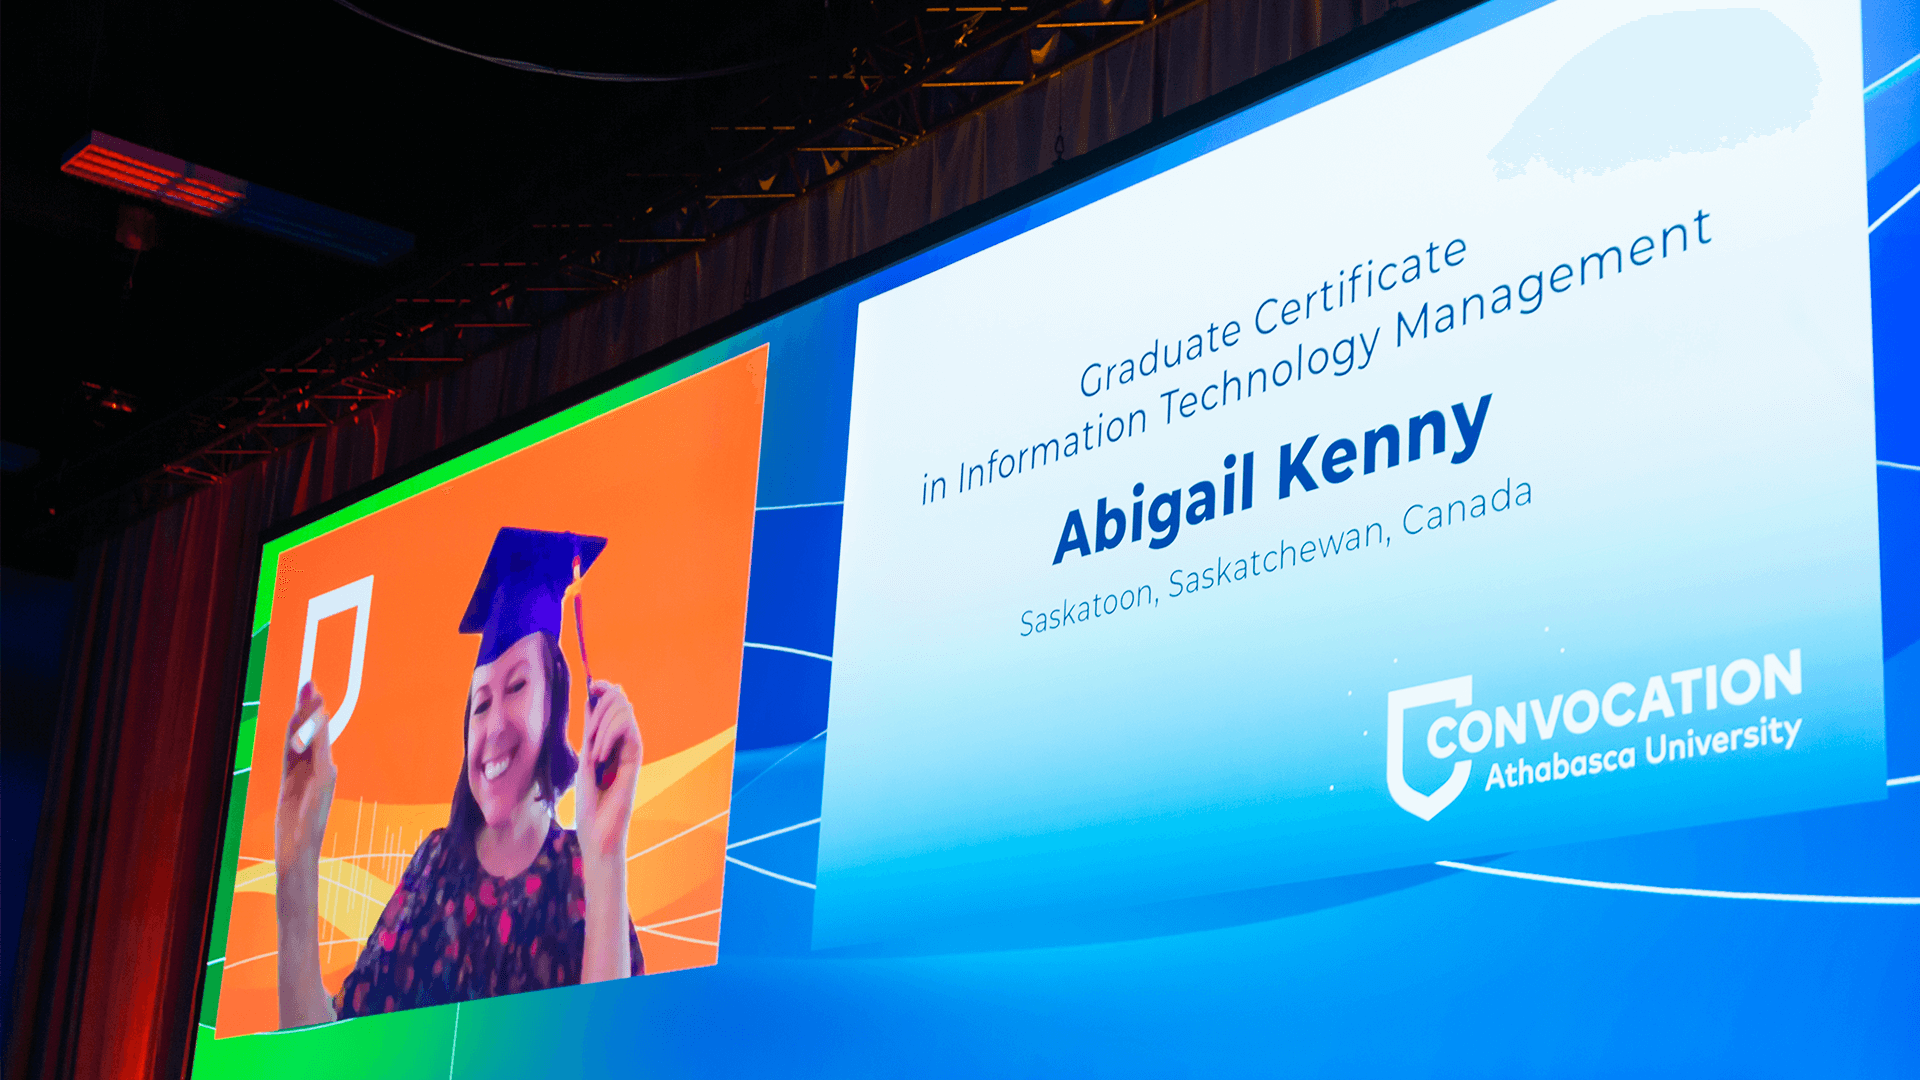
[334,824,643,1018]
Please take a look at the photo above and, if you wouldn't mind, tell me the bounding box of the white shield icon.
[296,575,374,747]
[1386,676,1474,820]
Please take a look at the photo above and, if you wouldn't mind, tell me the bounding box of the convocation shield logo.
[296,575,374,747]
[1387,676,1474,820]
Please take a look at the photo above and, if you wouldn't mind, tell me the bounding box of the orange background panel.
[216,346,768,1037]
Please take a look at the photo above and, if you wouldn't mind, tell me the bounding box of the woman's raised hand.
[575,679,641,983]
[273,682,341,1027]
[575,679,642,865]
[275,682,337,876]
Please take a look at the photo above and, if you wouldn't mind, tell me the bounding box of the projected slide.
[190,0,1915,1074]
[213,348,768,1035]
[818,0,1881,948]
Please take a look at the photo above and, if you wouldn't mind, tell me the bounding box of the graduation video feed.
[211,347,768,1035]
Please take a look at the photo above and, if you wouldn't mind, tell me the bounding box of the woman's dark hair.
[448,631,578,844]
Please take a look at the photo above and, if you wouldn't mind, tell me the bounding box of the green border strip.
[209,338,754,1044]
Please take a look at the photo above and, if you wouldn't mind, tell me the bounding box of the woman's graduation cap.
[459,527,607,665]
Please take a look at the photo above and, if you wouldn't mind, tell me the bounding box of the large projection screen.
[190,1,1918,1076]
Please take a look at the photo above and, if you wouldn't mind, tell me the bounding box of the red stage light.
[58,132,412,265]
[61,133,244,218]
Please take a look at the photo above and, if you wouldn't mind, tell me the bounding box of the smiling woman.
[271,528,645,1029]
[204,347,766,1038]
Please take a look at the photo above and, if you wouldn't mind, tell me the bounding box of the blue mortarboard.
[459,527,608,666]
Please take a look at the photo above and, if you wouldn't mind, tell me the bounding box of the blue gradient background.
[190,1,1920,1075]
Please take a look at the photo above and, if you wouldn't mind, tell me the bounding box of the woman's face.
[466,633,551,826]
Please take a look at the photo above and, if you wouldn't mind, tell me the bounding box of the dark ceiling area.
[2,0,964,576]
[3,0,1194,578]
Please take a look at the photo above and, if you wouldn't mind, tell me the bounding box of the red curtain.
[10,479,263,1079]
[4,3,1401,1075]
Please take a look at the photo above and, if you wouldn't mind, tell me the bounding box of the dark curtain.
[5,2,1404,1075]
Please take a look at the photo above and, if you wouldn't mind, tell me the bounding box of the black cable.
[329,0,779,82]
